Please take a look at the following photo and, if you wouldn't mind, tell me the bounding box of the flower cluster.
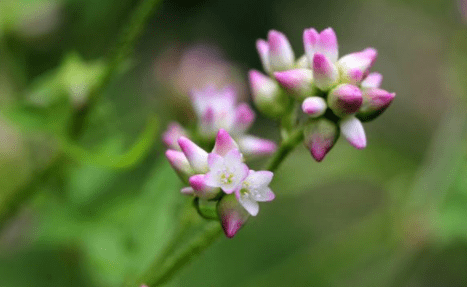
[163,85,277,159]
[166,129,275,238]
[249,28,395,161]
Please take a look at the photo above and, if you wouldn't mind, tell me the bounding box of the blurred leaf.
[60,116,158,169]
[31,159,184,287]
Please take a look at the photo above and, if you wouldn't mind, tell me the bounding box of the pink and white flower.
[234,170,275,216]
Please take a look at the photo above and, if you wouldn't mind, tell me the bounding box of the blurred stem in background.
[0,0,163,235]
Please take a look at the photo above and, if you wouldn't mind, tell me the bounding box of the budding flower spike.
[248,27,395,161]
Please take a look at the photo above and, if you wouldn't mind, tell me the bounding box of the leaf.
[60,116,159,169]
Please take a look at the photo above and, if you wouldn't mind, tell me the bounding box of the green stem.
[265,127,304,172]
[0,0,163,231]
[71,0,163,137]
[131,126,305,287]
[128,221,222,287]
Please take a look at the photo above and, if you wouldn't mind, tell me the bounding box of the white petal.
[238,195,259,216]
[253,187,275,202]
[248,170,274,187]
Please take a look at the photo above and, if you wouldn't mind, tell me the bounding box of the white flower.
[205,149,249,194]
[234,170,275,216]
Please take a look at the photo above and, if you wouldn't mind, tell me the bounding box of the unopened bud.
[340,116,367,149]
[217,193,250,238]
[274,69,313,100]
[303,118,339,162]
[357,88,395,122]
[248,70,289,118]
[327,84,362,118]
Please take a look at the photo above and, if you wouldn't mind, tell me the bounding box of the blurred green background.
[1,0,467,286]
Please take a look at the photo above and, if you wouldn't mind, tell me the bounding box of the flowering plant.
[163,27,395,241]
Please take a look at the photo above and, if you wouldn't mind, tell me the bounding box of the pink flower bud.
[274,69,313,99]
[238,136,277,158]
[189,174,221,199]
[165,149,194,182]
[217,193,250,238]
[303,27,339,64]
[178,137,209,173]
[231,103,255,136]
[301,97,327,118]
[180,187,194,195]
[248,69,288,118]
[340,116,367,149]
[256,39,271,74]
[162,122,187,150]
[312,53,339,91]
[304,118,339,162]
[267,30,295,71]
[361,72,382,89]
[357,88,395,122]
[327,84,363,118]
[212,129,239,157]
[338,48,378,84]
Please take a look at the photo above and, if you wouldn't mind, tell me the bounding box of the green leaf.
[60,116,159,169]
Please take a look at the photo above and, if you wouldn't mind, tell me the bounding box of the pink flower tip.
[301,97,327,117]
[213,129,238,156]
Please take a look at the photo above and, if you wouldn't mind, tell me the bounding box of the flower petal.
[318,28,338,63]
[361,72,383,89]
[312,53,339,91]
[340,116,367,149]
[253,187,275,202]
[248,170,274,187]
[256,39,271,74]
[212,129,239,157]
[267,30,295,71]
[238,135,277,158]
[238,194,260,216]
[178,137,209,173]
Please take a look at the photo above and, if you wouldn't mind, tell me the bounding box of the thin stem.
[71,0,164,137]
[0,0,163,231]
[129,221,222,287]
[265,126,304,172]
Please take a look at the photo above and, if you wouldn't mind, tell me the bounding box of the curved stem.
[128,221,222,287]
[0,0,163,232]
[71,0,164,137]
[265,126,304,172]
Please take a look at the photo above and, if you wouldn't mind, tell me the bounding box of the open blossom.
[162,84,277,159]
[250,27,395,162]
[165,129,275,238]
[235,170,275,216]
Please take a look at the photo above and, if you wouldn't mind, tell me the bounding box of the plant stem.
[131,126,305,287]
[71,0,164,137]
[128,221,222,287]
[265,126,304,172]
[0,0,163,232]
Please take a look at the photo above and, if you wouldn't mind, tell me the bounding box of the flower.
[234,170,275,216]
[162,85,277,159]
[165,129,276,238]
[252,27,395,162]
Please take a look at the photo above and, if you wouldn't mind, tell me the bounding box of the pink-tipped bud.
[304,27,339,64]
[338,48,378,85]
[238,136,277,158]
[361,72,383,89]
[340,116,367,149]
[178,137,209,173]
[327,84,363,118]
[231,103,255,135]
[248,69,288,118]
[357,88,395,122]
[212,129,239,157]
[256,39,271,74]
[274,69,314,99]
[217,193,250,238]
[162,122,187,150]
[181,187,194,195]
[301,97,327,118]
[165,150,194,183]
[304,118,339,162]
[267,30,295,71]
[189,174,221,200]
[312,53,339,91]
